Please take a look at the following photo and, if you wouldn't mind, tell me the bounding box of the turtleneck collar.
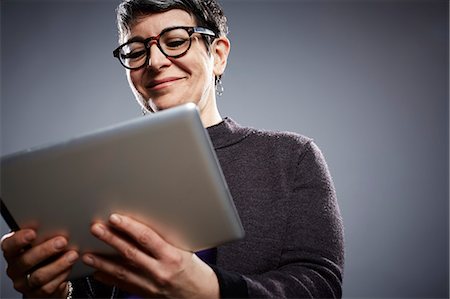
[206,117,253,150]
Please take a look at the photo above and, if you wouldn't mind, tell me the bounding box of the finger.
[31,270,71,298]
[27,250,78,289]
[108,214,171,259]
[2,229,36,259]
[84,254,159,297]
[1,231,15,246]
[8,236,68,278]
[89,223,158,270]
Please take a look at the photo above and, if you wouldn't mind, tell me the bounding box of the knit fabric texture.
[208,118,344,298]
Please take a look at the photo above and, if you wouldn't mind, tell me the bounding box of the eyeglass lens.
[119,28,192,69]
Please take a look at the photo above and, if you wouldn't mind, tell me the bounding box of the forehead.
[127,9,196,39]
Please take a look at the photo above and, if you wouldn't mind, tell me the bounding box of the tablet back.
[1,103,244,278]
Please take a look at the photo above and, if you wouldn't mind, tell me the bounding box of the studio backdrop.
[1,0,448,298]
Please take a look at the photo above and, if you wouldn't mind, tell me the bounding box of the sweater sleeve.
[214,141,344,298]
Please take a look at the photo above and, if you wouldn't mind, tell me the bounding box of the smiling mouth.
[147,77,184,90]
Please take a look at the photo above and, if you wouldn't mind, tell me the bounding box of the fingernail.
[109,214,121,225]
[83,254,94,266]
[54,237,67,250]
[24,231,35,243]
[66,251,79,264]
[92,224,105,237]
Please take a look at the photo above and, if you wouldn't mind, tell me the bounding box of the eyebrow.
[124,25,194,44]
[124,35,146,44]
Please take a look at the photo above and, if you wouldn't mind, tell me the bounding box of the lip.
[147,77,185,90]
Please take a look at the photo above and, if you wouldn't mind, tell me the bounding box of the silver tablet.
[0,103,244,278]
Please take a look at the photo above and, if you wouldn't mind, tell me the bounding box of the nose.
[147,42,171,69]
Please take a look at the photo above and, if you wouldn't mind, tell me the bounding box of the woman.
[1,0,344,298]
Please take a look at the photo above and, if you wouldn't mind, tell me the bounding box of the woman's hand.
[1,229,79,298]
[82,214,219,298]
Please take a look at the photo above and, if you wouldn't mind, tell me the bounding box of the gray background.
[1,0,448,298]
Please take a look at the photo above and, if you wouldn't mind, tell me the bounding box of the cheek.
[127,70,144,92]
[180,57,213,89]
[175,46,213,78]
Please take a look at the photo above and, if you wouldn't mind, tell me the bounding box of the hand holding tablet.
[1,103,244,279]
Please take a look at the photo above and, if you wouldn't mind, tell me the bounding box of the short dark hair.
[116,0,228,43]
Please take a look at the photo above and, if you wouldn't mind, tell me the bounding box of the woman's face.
[123,9,227,117]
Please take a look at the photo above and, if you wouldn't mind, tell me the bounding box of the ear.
[212,36,230,77]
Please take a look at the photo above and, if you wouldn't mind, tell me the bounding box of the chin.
[152,91,198,108]
[150,98,190,111]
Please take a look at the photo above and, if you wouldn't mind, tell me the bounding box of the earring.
[141,101,153,116]
[215,76,224,96]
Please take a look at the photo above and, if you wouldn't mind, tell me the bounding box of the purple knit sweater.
[208,118,344,298]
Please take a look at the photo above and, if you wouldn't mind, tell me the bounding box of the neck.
[198,92,223,128]
[200,105,222,128]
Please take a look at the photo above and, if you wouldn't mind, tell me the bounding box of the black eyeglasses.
[113,26,216,70]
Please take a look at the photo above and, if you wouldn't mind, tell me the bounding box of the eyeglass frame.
[113,26,216,70]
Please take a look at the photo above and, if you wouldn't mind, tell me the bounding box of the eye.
[121,49,146,60]
[120,42,146,60]
[164,38,189,49]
